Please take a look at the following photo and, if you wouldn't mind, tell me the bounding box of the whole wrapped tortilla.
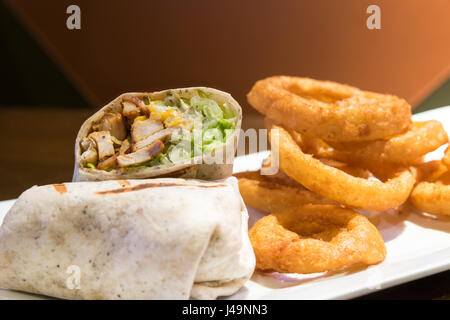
[0,177,255,300]
[73,87,242,182]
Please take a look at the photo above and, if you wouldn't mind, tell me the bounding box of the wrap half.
[0,177,255,300]
[73,87,242,182]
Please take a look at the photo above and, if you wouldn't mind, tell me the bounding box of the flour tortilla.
[0,177,255,300]
[73,87,242,182]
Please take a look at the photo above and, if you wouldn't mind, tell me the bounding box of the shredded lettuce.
[202,103,223,120]
[202,140,224,154]
[185,94,236,155]
[223,128,235,142]
[163,92,179,107]
[145,153,171,167]
[168,144,192,162]
[143,95,151,105]
[218,118,235,130]
[220,102,235,119]
[180,97,190,111]
[197,89,212,99]
[203,128,223,144]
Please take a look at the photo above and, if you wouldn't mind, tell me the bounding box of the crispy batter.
[248,76,412,142]
[443,146,450,169]
[327,121,448,164]
[413,160,448,182]
[286,121,446,165]
[235,171,336,213]
[410,181,450,216]
[410,162,450,216]
[268,121,416,211]
[410,152,450,216]
[249,205,386,274]
[264,132,373,179]
[287,129,337,159]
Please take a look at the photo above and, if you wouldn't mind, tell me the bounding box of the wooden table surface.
[0,107,448,299]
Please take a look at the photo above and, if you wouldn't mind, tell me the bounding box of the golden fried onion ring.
[235,171,336,213]
[413,160,448,183]
[249,205,387,274]
[443,146,450,169]
[410,182,450,216]
[328,121,448,164]
[410,164,450,216]
[269,121,416,211]
[248,76,412,142]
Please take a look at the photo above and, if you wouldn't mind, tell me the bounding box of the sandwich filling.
[80,90,236,171]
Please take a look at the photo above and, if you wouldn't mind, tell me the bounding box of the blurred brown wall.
[5,0,450,112]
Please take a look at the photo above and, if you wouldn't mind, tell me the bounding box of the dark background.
[2,0,450,111]
[0,0,449,299]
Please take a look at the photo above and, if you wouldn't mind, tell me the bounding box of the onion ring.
[410,180,450,216]
[249,204,386,274]
[443,146,450,169]
[410,162,450,216]
[248,76,412,142]
[278,129,377,179]
[287,121,446,165]
[268,121,416,211]
[287,129,337,159]
[234,171,336,213]
[264,151,372,180]
[413,160,448,182]
[328,121,448,164]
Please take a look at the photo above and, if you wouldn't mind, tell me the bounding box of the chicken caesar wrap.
[73,87,242,181]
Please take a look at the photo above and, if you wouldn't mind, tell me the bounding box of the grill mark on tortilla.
[95,182,227,195]
[53,184,67,194]
[117,180,131,187]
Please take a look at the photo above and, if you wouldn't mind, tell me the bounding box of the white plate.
[1,107,450,300]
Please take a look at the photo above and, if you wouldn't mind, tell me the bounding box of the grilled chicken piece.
[89,131,115,161]
[80,147,98,166]
[131,119,164,143]
[97,153,119,170]
[98,113,127,140]
[133,128,177,151]
[122,95,149,117]
[80,137,95,151]
[117,140,164,167]
[122,101,141,120]
[119,139,131,154]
